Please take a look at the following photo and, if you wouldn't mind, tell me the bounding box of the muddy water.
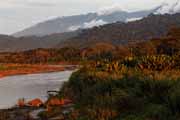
[0,71,73,109]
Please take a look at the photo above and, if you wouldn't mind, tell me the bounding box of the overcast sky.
[0,0,174,34]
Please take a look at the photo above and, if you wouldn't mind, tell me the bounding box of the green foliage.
[38,111,48,119]
[61,67,180,120]
[0,65,6,71]
[143,104,172,120]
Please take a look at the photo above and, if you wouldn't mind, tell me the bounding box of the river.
[0,71,73,109]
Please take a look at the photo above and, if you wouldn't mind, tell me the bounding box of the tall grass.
[61,68,180,120]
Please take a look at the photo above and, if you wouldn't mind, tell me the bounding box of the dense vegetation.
[0,26,179,65]
[61,66,180,120]
[0,47,81,64]
[49,28,180,120]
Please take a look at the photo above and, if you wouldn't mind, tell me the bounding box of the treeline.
[0,27,179,64]
[0,48,81,64]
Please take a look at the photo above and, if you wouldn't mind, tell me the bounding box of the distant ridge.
[56,13,180,48]
[0,31,79,52]
[0,13,180,52]
[13,8,157,37]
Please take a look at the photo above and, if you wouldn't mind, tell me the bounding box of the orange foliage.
[17,98,25,107]
[0,64,65,78]
[28,98,43,107]
[47,98,72,106]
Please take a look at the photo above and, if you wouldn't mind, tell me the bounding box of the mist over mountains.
[0,13,180,52]
[56,13,180,48]
[0,1,179,52]
[155,0,180,14]
[13,8,158,37]
[12,0,180,37]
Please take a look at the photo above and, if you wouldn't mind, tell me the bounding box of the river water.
[0,71,73,109]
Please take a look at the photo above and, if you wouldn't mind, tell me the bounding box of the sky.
[0,0,175,35]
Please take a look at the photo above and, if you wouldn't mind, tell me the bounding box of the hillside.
[0,27,179,64]
[0,31,78,52]
[1,13,180,52]
[13,8,157,37]
[57,13,180,48]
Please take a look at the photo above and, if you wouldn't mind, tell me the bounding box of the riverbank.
[0,70,74,109]
[0,107,36,120]
[0,63,77,78]
[0,70,74,120]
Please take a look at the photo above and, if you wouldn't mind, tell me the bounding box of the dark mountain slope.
[1,13,180,52]
[0,31,78,52]
[57,13,180,48]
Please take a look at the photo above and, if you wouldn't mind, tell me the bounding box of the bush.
[62,68,180,120]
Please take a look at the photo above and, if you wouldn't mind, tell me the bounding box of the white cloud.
[126,17,143,22]
[0,0,179,34]
[68,25,81,31]
[0,0,57,8]
[174,1,180,12]
[83,19,107,28]
[0,0,108,8]
[97,4,125,15]
[68,19,107,31]
[155,0,180,14]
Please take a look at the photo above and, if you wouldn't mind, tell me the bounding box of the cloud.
[68,25,81,31]
[83,19,107,28]
[97,4,125,15]
[24,2,57,7]
[0,0,178,34]
[155,0,180,14]
[0,0,57,8]
[174,1,180,12]
[68,19,107,31]
[126,17,143,22]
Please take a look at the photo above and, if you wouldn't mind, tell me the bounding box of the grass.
[58,57,180,120]
[63,69,180,120]
[0,65,7,71]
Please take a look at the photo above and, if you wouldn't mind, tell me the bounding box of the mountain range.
[0,13,180,52]
[0,1,180,52]
[12,0,180,37]
[13,8,158,37]
[56,13,180,48]
[0,31,79,52]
